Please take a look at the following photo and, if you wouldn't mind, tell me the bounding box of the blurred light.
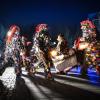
[53,42,56,45]
[7,31,12,37]
[55,54,64,60]
[50,49,57,57]
[79,42,89,50]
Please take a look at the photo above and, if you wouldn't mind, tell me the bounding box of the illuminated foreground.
[0,66,100,100]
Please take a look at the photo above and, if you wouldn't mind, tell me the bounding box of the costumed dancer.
[74,19,99,75]
[5,25,22,76]
[55,34,69,73]
[20,35,33,75]
[51,34,77,74]
[56,34,68,55]
[32,24,54,80]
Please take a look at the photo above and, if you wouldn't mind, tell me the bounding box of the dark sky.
[0,0,100,46]
[0,0,100,26]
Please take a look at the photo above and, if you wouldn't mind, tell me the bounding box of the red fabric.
[35,24,48,33]
[74,37,81,49]
[80,20,95,29]
[27,41,32,46]
[6,25,20,43]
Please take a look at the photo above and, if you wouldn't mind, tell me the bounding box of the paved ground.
[0,67,100,100]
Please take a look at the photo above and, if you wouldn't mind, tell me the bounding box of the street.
[0,67,100,100]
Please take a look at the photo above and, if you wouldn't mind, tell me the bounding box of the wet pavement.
[0,67,100,100]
